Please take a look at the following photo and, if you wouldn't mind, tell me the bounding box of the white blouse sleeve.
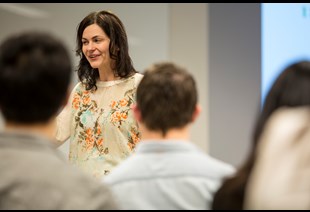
[55,83,80,145]
[134,73,144,87]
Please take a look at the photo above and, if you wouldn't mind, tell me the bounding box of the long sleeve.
[55,83,80,146]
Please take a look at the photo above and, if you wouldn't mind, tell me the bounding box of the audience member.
[212,60,310,210]
[103,61,235,210]
[0,31,118,210]
[244,106,310,209]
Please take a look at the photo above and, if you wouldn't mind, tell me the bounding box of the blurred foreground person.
[103,61,235,210]
[244,106,310,209]
[0,31,118,210]
[212,60,310,209]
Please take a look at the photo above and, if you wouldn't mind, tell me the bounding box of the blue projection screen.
[261,3,310,104]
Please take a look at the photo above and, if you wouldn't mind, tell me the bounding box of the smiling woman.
[55,10,144,180]
[0,3,209,174]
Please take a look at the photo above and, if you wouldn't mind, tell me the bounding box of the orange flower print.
[96,138,104,146]
[128,142,134,151]
[110,96,132,127]
[128,128,140,151]
[86,128,92,136]
[83,96,90,105]
[131,132,139,145]
[120,98,128,107]
[85,128,95,150]
[96,125,101,136]
[121,112,127,119]
[112,111,121,122]
[72,94,80,110]
[110,101,116,109]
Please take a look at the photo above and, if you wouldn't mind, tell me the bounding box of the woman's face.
[82,24,111,70]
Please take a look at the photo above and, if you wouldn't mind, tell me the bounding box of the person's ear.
[191,104,201,123]
[131,104,142,123]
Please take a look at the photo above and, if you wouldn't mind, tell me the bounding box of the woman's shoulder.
[133,72,144,78]
[133,72,144,86]
[70,81,86,92]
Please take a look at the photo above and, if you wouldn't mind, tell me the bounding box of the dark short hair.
[0,31,72,124]
[76,10,136,91]
[137,62,197,136]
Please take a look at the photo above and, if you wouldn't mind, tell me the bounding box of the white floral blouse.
[56,73,143,179]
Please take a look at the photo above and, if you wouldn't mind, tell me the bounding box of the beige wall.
[170,4,209,152]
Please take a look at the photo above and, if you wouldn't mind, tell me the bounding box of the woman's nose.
[87,42,95,51]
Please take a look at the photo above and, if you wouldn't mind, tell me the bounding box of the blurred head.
[254,60,310,144]
[76,10,136,90]
[0,31,72,124]
[135,62,198,136]
[212,60,310,210]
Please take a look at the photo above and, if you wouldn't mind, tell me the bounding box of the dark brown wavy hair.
[76,10,137,91]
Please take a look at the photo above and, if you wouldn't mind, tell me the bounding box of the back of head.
[244,106,310,210]
[241,61,310,210]
[212,60,310,210]
[0,31,72,124]
[137,62,197,136]
[254,60,310,144]
[265,60,310,108]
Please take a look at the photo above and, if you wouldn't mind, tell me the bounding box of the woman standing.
[56,10,143,179]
